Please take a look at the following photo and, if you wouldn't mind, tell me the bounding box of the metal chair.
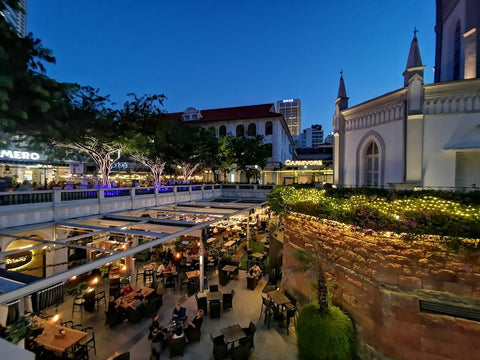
[81,326,96,356]
[209,284,219,292]
[72,296,85,318]
[61,320,74,328]
[94,290,106,312]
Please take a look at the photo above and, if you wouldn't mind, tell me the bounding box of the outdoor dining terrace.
[18,261,298,359]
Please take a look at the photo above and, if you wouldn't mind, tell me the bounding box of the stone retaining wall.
[282,213,480,360]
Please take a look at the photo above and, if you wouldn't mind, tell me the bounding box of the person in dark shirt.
[186,309,204,342]
[172,303,186,319]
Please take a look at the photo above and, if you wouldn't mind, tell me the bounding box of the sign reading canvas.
[0,149,40,161]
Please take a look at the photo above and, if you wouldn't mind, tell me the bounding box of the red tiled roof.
[167,103,282,123]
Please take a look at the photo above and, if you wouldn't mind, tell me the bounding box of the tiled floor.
[46,269,298,360]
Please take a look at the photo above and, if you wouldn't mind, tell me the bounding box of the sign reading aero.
[284,160,323,167]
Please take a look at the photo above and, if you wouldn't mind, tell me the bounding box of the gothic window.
[219,125,226,137]
[454,20,461,80]
[265,121,273,135]
[247,123,256,136]
[365,141,379,187]
[236,124,244,137]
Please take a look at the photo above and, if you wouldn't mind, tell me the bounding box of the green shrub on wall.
[297,302,355,360]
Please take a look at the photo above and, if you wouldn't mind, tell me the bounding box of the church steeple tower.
[336,71,349,111]
[403,28,426,86]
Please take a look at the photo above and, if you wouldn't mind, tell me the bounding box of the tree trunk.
[317,269,329,314]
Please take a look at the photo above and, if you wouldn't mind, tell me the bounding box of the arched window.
[236,124,244,137]
[219,125,226,137]
[265,121,273,136]
[454,20,461,80]
[365,141,379,186]
[247,123,256,136]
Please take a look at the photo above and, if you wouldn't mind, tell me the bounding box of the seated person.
[172,303,186,319]
[149,322,167,359]
[156,262,166,278]
[120,283,134,295]
[249,264,262,279]
[108,296,121,313]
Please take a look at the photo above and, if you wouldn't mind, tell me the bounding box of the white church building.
[333,0,480,190]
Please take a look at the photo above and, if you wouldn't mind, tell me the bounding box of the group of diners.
[147,303,205,359]
[106,283,162,327]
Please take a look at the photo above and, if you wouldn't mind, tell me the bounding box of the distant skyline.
[28,1,436,135]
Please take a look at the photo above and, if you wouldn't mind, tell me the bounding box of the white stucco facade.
[334,0,480,190]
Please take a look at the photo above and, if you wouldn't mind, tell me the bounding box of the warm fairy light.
[90,277,99,285]
[121,264,127,271]
[176,253,181,259]
[70,275,77,281]
[87,287,94,293]
[51,314,59,323]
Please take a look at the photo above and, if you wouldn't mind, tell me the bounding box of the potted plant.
[8,316,33,346]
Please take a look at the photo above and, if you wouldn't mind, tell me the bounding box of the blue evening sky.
[28,0,436,135]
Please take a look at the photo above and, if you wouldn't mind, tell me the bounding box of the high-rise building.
[294,124,324,148]
[1,0,27,37]
[276,99,301,136]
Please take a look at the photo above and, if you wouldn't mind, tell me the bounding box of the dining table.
[207,291,223,302]
[267,290,292,308]
[33,316,87,353]
[221,324,245,346]
[186,270,200,279]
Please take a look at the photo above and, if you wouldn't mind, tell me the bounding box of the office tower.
[1,0,27,37]
[276,99,301,136]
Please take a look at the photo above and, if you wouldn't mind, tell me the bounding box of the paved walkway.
[50,269,298,360]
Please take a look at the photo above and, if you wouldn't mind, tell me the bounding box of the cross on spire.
[340,69,343,78]
[414,27,419,36]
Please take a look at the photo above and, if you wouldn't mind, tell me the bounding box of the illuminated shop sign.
[4,250,33,269]
[285,160,323,167]
[0,149,41,161]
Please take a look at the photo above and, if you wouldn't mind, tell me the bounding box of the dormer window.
[182,107,202,121]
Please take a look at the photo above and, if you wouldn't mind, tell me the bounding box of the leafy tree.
[227,135,270,183]
[163,122,220,183]
[117,93,169,186]
[0,0,63,131]
[50,85,124,187]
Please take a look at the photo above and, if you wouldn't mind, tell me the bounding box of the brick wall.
[282,213,480,360]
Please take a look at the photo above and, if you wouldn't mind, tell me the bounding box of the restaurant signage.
[5,250,33,270]
[0,149,41,161]
[285,160,323,167]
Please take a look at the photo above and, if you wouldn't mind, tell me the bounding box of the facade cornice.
[424,78,480,115]
[341,89,407,132]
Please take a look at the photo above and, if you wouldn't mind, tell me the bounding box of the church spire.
[337,70,347,99]
[336,70,348,111]
[403,28,426,86]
